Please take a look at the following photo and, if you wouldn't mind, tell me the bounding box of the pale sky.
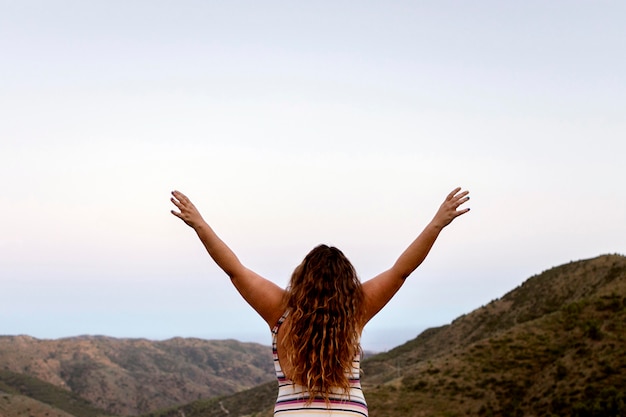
[1,0,625,352]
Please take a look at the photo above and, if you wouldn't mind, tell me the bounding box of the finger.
[171,210,182,219]
[454,207,471,217]
[170,197,184,209]
[452,191,469,205]
[171,190,189,203]
[454,194,470,207]
[447,187,462,200]
[454,190,469,199]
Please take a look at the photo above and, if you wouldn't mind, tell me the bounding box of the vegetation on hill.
[0,369,113,417]
[363,254,626,381]
[140,381,277,417]
[1,392,77,417]
[363,253,626,416]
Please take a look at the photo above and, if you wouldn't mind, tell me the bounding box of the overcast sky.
[1,0,625,351]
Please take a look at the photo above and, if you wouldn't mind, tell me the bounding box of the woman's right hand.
[170,190,205,228]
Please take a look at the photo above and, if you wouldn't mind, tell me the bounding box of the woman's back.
[279,245,365,404]
[272,311,368,416]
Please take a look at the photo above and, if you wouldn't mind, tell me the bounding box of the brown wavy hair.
[281,244,365,402]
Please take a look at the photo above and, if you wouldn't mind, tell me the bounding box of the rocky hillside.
[0,336,273,416]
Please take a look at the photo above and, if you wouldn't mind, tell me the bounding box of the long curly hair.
[281,244,365,402]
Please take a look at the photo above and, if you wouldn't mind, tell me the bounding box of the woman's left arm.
[361,187,470,324]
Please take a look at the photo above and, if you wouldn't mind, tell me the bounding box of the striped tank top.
[271,311,368,416]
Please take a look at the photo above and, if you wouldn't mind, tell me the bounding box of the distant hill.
[140,253,626,417]
[0,336,274,416]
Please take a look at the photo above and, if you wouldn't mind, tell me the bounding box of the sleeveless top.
[271,311,369,416]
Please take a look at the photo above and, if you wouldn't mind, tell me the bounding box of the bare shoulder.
[230,268,286,328]
[361,269,405,325]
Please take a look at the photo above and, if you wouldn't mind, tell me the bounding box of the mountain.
[2,254,625,417]
[138,253,626,417]
[0,336,274,416]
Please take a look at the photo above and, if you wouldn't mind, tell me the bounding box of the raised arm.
[170,190,285,327]
[361,187,470,325]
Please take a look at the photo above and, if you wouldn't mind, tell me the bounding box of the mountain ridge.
[0,336,274,415]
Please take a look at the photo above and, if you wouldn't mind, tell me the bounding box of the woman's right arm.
[361,187,470,325]
[170,190,285,327]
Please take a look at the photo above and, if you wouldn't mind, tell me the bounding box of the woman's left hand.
[431,187,470,229]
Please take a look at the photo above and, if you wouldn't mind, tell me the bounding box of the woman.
[170,187,470,416]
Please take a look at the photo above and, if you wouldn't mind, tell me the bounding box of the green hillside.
[0,369,113,417]
[140,381,276,417]
[364,254,626,416]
